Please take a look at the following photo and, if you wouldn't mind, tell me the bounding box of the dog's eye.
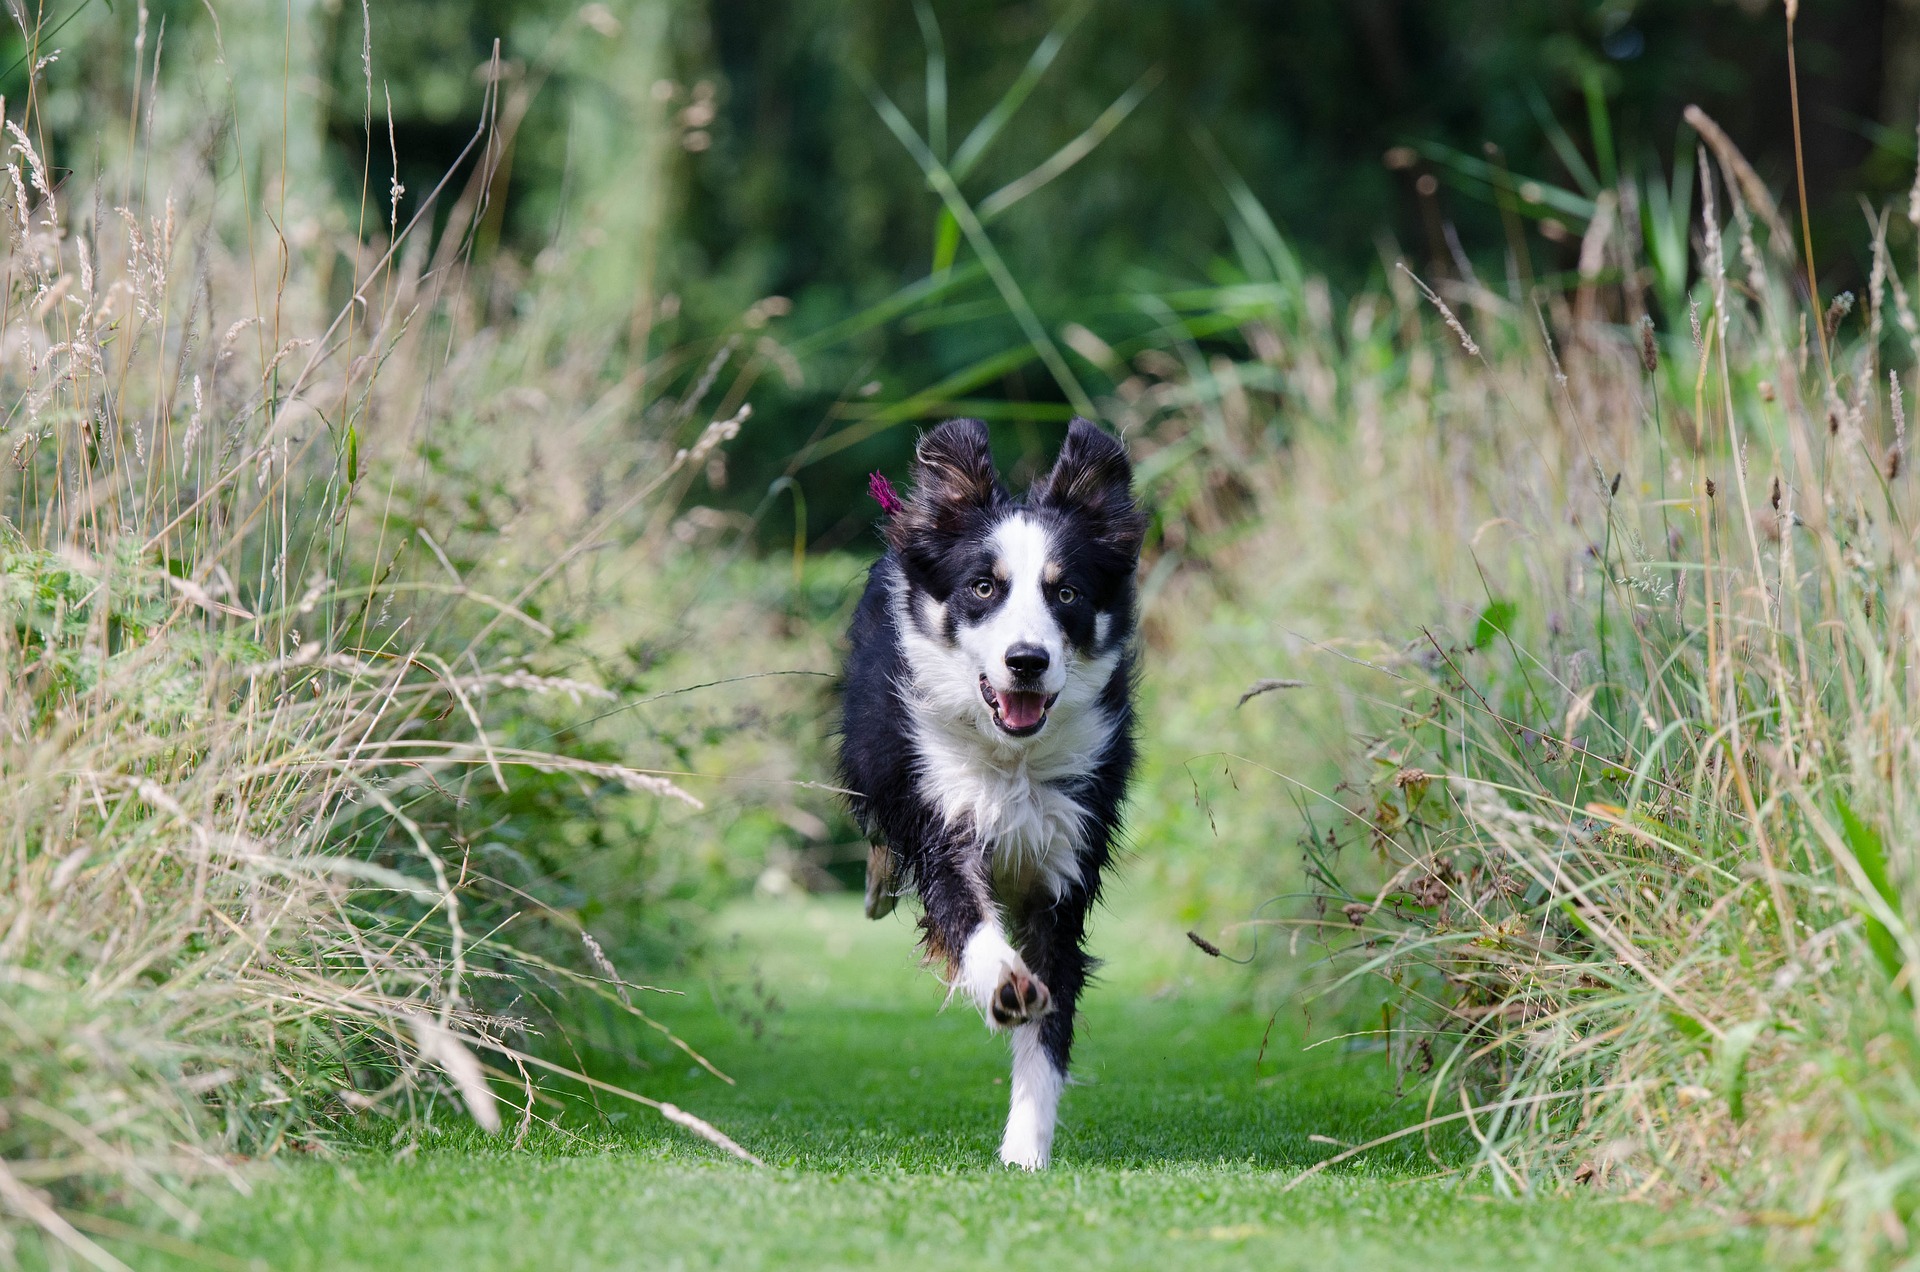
[1056,586,1077,605]
[971,578,995,599]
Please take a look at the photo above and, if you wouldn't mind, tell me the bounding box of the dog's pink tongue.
[1001,691,1047,730]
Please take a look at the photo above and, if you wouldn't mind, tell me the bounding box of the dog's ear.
[886,418,1004,550]
[1033,418,1145,560]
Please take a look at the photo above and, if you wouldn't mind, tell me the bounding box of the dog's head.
[886,417,1145,740]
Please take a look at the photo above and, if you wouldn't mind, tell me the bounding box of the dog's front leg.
[998,892,1090,1170]
[1001,1021,1064,1170]
[916,829,1050,1029]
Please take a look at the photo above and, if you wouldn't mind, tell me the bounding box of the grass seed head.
[1824,291,1854,341]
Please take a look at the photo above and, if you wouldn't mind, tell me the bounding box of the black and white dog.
[838,416,1144,1170]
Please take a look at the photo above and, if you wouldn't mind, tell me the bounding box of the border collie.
[838,416,1144,1170]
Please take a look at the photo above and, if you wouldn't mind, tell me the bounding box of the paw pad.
[990,966,1052,1026]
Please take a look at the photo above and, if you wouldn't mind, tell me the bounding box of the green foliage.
[0,535,267,733]
[655,0,1909,527]
[1713,1020,1768,1125]
[8,0,1919,1263]
[19,0,1869,554]
[1472,599,1518,652]
[1834,798,1904,991]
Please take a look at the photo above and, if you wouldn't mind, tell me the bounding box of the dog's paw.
[999,1137,1049,1170]
[958,927,1051,1027]
[989,964,1051,1027]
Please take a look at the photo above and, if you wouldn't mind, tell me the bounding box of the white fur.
[956,517,1067,700]
[958,923,1026,1016]
[961,928,1064,1168]
[1000,1023,1064,1170]
[886,520,1122,901]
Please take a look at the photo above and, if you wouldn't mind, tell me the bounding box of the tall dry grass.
[0,7,768,1266]
[1177,101,1920,1265]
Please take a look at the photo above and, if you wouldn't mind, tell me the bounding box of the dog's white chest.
[914,738,1088,900]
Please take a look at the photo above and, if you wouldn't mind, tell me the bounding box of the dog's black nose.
[1005,644,1050,677]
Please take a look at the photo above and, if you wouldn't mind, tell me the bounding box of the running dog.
[838,416,1144,1170]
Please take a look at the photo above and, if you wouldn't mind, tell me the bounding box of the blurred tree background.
[665,0,1917,540]
[5,0,1910,537]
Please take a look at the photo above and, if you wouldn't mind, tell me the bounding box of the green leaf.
[1665,1010,1709,1049]
[948,0,1089,181]
[1473,599,1517,651]
[930,209,960,275]
[1835,796,1906,991]
[851,63,1093,417]
[977,67,1161,223]
[1713,1019,1767,1123]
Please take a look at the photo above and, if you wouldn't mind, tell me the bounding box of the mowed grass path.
[131,890,1761,1271]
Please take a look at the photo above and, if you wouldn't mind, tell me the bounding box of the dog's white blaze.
[954,515,1066,697]
[1000,1023,1063,1170]
[887,533,1123,901]
[958,923,1025,1016]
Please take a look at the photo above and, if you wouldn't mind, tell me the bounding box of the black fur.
[838,417,1143,1097]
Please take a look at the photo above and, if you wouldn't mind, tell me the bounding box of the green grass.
[101,885,1764,1271]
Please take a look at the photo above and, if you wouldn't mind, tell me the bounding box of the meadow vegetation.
[1173,112,1920,1272]
[0,3,777,1264]
[3,0,1920,1268]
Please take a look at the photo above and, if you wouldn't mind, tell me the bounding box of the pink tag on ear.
[868,471,904,517]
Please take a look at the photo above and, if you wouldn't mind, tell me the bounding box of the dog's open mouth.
[979,675,1057,736]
